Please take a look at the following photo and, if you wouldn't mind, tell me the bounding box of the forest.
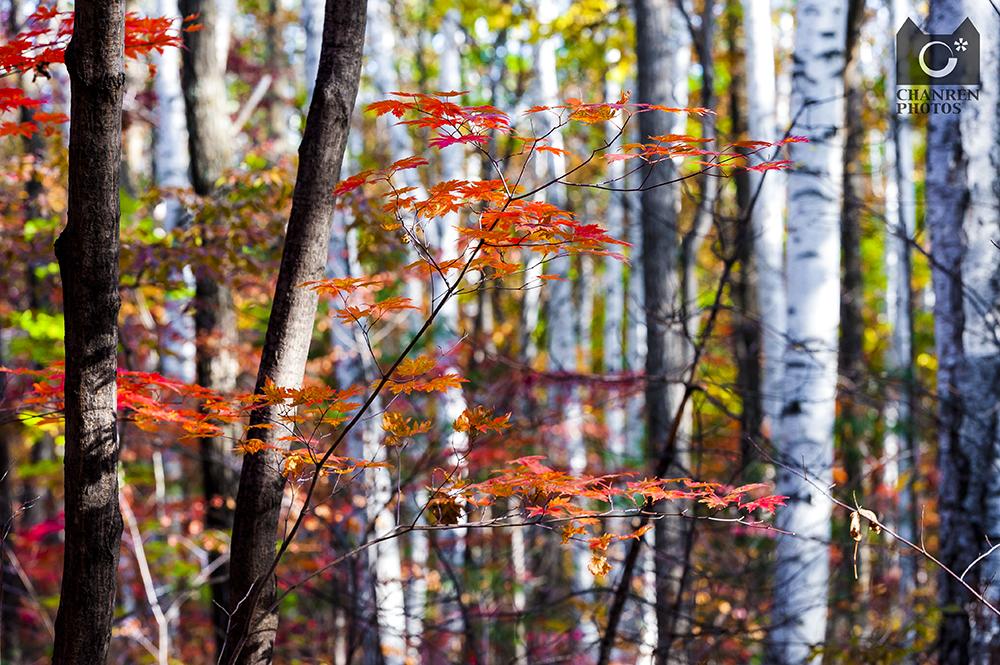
[0,0,998,663]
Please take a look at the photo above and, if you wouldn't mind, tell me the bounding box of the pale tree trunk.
[882,0,917,628]
[220,1,367,662]
[603,73,627,463]
[625,171,647,464]
[51,1,126,662]
[355,2,411,661]
[302,0,325,103]
[178,0,239,647]
[151,0,194,643]
[530,0,594,615]
[928,1,1000,662]
[433,11,474,659]
[634,0,693,661]
[154,0,195,384]
[766,1,846,663]
[742,0,786,435]
[328,198,387,665]
[365,0,428,656]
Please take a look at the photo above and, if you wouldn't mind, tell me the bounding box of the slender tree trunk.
[362,2,428,657]
[742,0,786,436]
[766,2,846,664]
[154,0,195,384]
[929,1,1000,662]
[726,0,761,459]
[530,1,595,633]
[329,204,383,665]
[51,1,126,661]
[634,0,690,661]
[883,0,917,628]
[0,331,20,663]
[604,73,628,463]
[431,11,475,659]
[220,2,367,662]
[177,0,240,648]
[833,0,866,638]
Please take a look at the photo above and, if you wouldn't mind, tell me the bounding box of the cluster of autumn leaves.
[1,7,796,589]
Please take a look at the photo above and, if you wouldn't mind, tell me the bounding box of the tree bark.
[883,0,918,630]
[51,1,126,662]
[221,1,367,662]
[177,0,239,647]
[833,0,866,638]
[742,0,786,436]
[929,1,1000,662]
[766,1,846,663]
[634,0,689,661]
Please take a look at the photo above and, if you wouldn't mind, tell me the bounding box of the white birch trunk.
[154,0,195,385]
[742,0,787,434]
[434,11,472,658]
[767,2,846,663]
[528,2,596,634]
[604,73,628,463]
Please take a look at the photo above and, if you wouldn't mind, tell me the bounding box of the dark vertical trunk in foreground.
[51,1,126,662]
[178,0,239,648]
[221,1,367,662]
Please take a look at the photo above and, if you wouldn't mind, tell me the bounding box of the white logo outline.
[918,40,959,78]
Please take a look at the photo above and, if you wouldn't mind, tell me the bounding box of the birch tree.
[603,70,627,462]
[766,1,846,663]
[742,0,786,434]
[51,0,126,661]
[154,0,194,384]
[927,0,1000,661]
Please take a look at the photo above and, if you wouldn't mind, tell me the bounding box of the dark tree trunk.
[0,341,20,663]
[220,1,367,662]
[178,0,239,648]
[834,0,867,635]
[179,0,233,197]
[50,1,126,662]
[724,0,762,461]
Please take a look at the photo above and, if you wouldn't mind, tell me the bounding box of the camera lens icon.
[918,40,959,78]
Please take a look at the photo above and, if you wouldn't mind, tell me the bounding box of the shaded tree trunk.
[220,1,367,662]
[766,1,846,663]
[833,0,866,638]
[726,0,762,459]
[883,0,918,629]
[928,1,1000,662]
[177,0,239,648]
[51,1,126,661]
[634,0,689,661]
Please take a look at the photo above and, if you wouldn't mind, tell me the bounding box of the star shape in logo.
[955,38,969,52]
